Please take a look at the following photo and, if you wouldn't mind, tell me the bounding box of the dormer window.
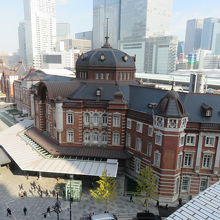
[100,54,105,61]
[201,103,212,117]
[123,55,128,62]
[96,88,101,96]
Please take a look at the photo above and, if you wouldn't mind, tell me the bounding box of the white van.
[91,213,116,220]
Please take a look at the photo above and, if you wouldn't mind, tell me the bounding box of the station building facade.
[24,39,220,202]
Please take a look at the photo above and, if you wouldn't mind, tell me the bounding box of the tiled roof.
[167,181,220,220]
[25,127,131,160]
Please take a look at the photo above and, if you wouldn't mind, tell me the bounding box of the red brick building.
[28,39,220,202]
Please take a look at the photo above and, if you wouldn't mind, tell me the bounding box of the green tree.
[136,166,158,210]
[90,170,117,211]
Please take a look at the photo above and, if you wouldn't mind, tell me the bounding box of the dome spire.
[102,18,111,48]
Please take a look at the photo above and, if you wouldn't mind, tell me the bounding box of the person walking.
[129,194,133,202]
[23,207,27,215]
[47,206,50,214]
[7,208,12,216]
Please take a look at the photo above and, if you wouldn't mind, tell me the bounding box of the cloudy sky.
[0,0,220,53]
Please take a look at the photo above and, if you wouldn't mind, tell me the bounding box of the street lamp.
[69,174,74,220]
[52,193,61,220]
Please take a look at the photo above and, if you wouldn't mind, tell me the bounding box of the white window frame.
[155,132,162,146]
[102,113,108,125]
[186,134,196,146]
[146,142,152,157]
[102,132,108,144]
[136,122,143,133]
[134,157,141,173]
[127,119,132,129]
[177,153,183,169]
[112,132,120,146]
[183,152,193,168]
[84,132,90,143]
[93,113,99,126]
[135,137,142,152]
[66,130,74,143]
[167,118,178,129]
[154,151,161,168]
[180,117,188,128]
[155,116,164,128]
[205,136,215,147]
[202,154,213,169]
[200,177,208,192]
[84,112,90,125]
[179,134,185,147]
[148,125,153,137]
[126,133,131,147]
[66,111,73,124]
[113,113,120,127]
[93,132,99,143]
[181,176,190,192]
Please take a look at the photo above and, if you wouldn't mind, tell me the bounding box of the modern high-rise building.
[56,23,71,42]
[211,23,220,55]
[93,0,121,49]
[201,18,220,50]
[18,22,27,64]
[23,0,56,68]
[145,36,178,74]
[120,0,172,41]
[184,19,203,55]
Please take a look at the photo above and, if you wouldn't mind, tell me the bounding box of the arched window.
[84,132,90,143]
[102,132,108,144]
[102,113,108,125]
[84,113,90,125]
[93,113,99,126]
[93,132,99,143]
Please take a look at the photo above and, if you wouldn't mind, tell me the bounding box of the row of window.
[181,176,208,192]
[127,119,153,135]
[177,152,214,169]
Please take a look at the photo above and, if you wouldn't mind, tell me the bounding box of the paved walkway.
[0,167,160,220]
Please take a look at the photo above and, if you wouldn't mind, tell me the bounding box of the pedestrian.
[21,184,23,190]
[40,190,43,197]
[43,213,47,218]
[52,189,56,197]
[156,200,159,207]
[129,194,133,202]
[26,172,29,180]
[47,206,50,214]
[165,204,168,209]
[23,207,27,215]
[178,198,182,206]
[6,208,12,216]
[45,189,49,197]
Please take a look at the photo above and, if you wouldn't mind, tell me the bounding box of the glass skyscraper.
[93,0,121,49]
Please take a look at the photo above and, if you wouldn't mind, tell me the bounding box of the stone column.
[214,136,220,174]
[195,134,203,173]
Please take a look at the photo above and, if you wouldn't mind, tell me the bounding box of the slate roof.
[129,85,220,124]
[69,83,130,101]
[76,47,135,69]
[167,180,220,220]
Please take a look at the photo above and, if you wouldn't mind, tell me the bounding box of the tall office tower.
[18,22,27,64]
[201,18,220,50]
[145,36,178,74]
[184,19,203,55]
[177,41,184,59]
[57,23,71,42]
[211,23,220,55]
[120,0,173,41]
[23,0,56,68]
[93,0,121,49]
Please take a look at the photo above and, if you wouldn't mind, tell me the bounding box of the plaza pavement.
[0,167,160,220]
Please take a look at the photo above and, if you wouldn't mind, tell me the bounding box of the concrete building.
[75,31,92,41]
[93,0,121,49]
[23,0,56,68]
[41,51,74,70]
[201,18,220,50]
[184,19,203,55]
[18,22,27,64]
[211,22,220,55]
[56,23,71,42]
[145,36,178,74]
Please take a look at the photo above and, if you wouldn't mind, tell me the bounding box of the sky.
[0,0,220,53]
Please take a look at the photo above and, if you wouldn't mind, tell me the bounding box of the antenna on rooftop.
[102,18,111,48]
